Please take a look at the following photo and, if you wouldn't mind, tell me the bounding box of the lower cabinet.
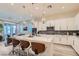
[67,36,74,45]
[53,35,68,45]
[60,35,68,45]
[53,35,61,43]
[54,35,68,45]
[53,35,79,54]
[73,38,79,54]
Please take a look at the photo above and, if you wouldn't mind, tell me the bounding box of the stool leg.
[8,46,15,55]
[12,46,15,54]
[18,41,20,56]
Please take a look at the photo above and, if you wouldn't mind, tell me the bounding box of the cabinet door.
[74,38,79,54]
[60,35,68,45]
[68,36,74,45]
[53,35,61,43]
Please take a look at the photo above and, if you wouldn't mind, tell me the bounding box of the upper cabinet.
[75,13,79,30]
[35,13,79,31]
[47,17,75,30]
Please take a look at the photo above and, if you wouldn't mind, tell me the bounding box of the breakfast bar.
[12,35,53,56]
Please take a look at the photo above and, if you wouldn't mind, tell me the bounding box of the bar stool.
[7,38,12,45]
[20,40,30,56]
[7,38,13,55]
[9,38,20,55]
[0,35,3,42]
[31,42,45,55]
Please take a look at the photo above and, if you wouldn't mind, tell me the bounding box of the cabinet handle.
[73,40,74,45]
[59,38,61,41]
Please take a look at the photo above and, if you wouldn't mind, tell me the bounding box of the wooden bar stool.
[31,42,45,55]
[12,38,20,47]
[7,38,12,45]
[20,40,30,56]
[0,35,3,42]
[9,38,20,55]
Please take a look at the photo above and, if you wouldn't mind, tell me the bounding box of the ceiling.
[0,3,79,23]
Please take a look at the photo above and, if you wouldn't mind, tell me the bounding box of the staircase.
[53,43,78,56]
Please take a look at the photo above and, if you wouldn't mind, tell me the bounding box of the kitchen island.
[12,35,53,56]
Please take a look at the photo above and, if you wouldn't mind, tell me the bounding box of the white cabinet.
[60,35,68,45]
[67,36,74,45]
[53,35,68,45]
[38,22,46,31]
[75,13,79,30]
[73,37,79,54]
[53,35,75,45]
[53,35,61,43]
[53,35,79,54]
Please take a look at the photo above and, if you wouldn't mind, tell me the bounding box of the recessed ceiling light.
[47,5,52,8]
[22,5,26,8]
[23,21,26,24]
[43,11,46,14]
[30,14,33,17]
[35,7,39,10]
[42,17,46,21]
[62,6,65,9]
[10,3,14,6]
[19,17,22,19]
[52,3,55,7]
[32,3,34,5]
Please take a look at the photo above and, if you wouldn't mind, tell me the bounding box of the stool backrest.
[0,35,3,41]
[20,40,30,50]
[12,38,20,47]
[31,42,45,54]
[7,38,12,45]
